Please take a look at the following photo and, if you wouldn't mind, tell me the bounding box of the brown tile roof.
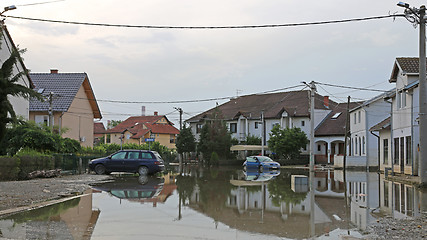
[94,122,106,134]
[390,57,427,82]
[315,102,361,137]
[187,90,335,122]
[369,117,391,132]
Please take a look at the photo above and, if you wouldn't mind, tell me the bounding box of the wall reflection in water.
[0,190,98,240]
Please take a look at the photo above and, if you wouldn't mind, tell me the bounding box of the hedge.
[0,155,55,181]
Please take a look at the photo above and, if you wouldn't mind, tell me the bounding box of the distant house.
[186,90,358,163]
[315,101,360,165]
[336,92,392,169]
[29,70,102,147]
[0,22,34,119]
[94,122,106,145]
[105,113,180,149]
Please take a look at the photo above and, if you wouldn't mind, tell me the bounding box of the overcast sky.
[2,0,425,126]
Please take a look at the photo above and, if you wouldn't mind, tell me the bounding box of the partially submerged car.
[89,150,165,175]
[243,156,280,172]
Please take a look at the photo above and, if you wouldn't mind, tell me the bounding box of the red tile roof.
[106,115,179,139]
[94,122,106,134]
[145,123,180,135]
[106,115,165,133]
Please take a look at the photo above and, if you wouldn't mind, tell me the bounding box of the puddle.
[1,167,426,239]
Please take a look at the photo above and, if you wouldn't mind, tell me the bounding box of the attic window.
[331,112,342,119]
[37,88,44,94]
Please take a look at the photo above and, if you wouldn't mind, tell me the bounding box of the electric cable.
[4,14,405,29]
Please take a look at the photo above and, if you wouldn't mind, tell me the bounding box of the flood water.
[1,166,427,239]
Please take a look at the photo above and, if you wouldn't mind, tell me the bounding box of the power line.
[4,14,404,29]
[314,81,389,93]
[16,0,66,7]
[70,84,304,104]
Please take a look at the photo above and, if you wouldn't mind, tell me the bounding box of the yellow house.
[29,70,102,147]
[105,114,179,149]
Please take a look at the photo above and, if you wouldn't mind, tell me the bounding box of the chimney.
[141,106,146,116]
[154,111,158,116]
[323,96,329,108]
[50,69,58,74]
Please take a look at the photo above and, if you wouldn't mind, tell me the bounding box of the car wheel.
[95,164,106,175]
[138,175,149,185]
[259,165,264,173]
[138,166,149,175]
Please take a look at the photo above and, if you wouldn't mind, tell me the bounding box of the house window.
[355,138,358,155]
[106,134,111,143]
[35,115,50,125]
[397,91,402,109]
[196,124,203,133]
[406,136,412,165]
[358,137,361,155]
[383,139,389,164]
[394,138,399,164]
[402,91,407,107]
[317,144,321,152]
[358,111,361,123]
[126,134,130,139]
[384,182,389,207]
[354,113,357,124]
[362,136,365,155]
[255,122,259,129]
[170,135,176,144]
[230,123,237,133]
[301,120,305,127]
[400,137,404,164]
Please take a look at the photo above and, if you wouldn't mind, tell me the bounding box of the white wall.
[0,26,30,120]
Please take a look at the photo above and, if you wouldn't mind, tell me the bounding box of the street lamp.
[0,5,16,15]
[397,2,427,185]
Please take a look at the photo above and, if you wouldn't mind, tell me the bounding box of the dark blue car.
[89,150,165,175]
[243,156,280,172]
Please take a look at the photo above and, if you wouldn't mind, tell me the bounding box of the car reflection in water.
[244,169,281,182]
[92,176,167,205]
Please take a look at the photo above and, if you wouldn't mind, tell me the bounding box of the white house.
[187,90,360,164]
[0,22,33,120]
[341,91,392,169]
[371,58,421,176]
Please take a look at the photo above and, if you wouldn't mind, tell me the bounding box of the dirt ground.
[0,174,112,215]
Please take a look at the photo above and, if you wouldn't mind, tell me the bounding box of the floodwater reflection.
[1,166,426,239]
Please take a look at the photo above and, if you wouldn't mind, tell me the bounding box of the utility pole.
[398,2,427,185]
[261,111,265,156]
[418,6,427,185]
[174,107,183,131]
[309,81,316,172]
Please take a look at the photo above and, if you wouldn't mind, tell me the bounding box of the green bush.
[0,156,20,180]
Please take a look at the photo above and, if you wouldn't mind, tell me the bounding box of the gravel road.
[0,174,112,214]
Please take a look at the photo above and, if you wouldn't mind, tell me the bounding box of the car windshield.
[257,156,274,162]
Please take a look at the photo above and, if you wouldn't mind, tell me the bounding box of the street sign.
[145,138,155,142]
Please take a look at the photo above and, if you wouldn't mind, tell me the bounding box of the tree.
[245,134,261,145]
[176,124,195,154]
[0,121,81,155]
[107,120,122,129]
[197,108,232,162]
[0,47,42,142]
[267,125,309,159]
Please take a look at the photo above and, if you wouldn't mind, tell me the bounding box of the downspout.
[370,131,380,172]
[59,112,65,135]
